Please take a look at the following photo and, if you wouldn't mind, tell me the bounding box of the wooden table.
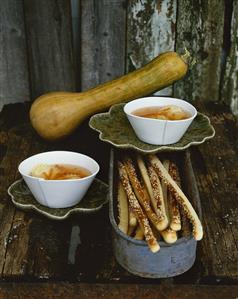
[0,102,237,298]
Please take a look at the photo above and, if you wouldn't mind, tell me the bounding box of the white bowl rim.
[18,150,100,182]
[124,97,197,123]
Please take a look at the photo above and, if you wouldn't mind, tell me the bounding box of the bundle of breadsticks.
[117,154,203,253]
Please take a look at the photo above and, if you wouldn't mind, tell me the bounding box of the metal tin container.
[109,150,202,278]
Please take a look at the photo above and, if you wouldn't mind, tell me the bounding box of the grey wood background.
[0,0,237,116]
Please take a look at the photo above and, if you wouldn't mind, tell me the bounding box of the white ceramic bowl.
[124,97,197,145]
[18,151,100,208]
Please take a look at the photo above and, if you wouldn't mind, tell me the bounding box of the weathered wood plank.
[0,204,15,275]
[0,283,238,299]
[190,101,238,282]
[1,102,237,282]
[221,1,238,117]
[80,0,126,90]
[2,212,32,277]
[0,99,238,283]
[0,104,29,276]
[71,0,81,90]
[24,0,76,99]
[174,0,225,102]
[73,211,112,281]
[0,0,30,111]
[25,218,71,280]
[127,0,176,95]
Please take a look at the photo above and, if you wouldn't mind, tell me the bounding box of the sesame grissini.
[117,181,129,234]
[118,161,160,253]
[137,154,154,202]
[147,164,169,231]
[124,156,164,231]
[148,155,203,241]
[167,161,182,232]
[134,224,145,240]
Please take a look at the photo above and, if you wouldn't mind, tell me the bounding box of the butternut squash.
[30,51,190,140]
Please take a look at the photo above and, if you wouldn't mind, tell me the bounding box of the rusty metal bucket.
[109,149,201,278]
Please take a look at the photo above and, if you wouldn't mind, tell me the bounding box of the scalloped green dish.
[89,103,215,154]
[8,179,108,220]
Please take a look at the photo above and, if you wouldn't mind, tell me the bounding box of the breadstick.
[148,155,203,241]
[118,161,160,253]
[117,181,129,234]
[160,228,178,244]
[123,157,162,231]
[117,180,136,235]
[164,160,189,236]
[162,160,170,218]
[160,160,177,244]
[166,162,190,236]
[167,162,181,231]
[134,225,144,240]
[129,210,137,228]
[147,164,169,230]
[118,179,137,231]
[137,154,163,223]
[137,154,164,219]
[137,154,154,201]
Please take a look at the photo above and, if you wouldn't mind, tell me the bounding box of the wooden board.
[127,0,176,96]
[80,0,126,91]
[221,1,238,116]
[0,102,237,284]
[0,0,30,111]
[23,0,76,99]
[190,101,238,282]
[0,283,237,299]
[174,0,225,102]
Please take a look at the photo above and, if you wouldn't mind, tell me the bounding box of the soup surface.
[132,105,191,120]
[30,163,91,180]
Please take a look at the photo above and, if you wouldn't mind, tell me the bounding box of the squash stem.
[181,48,196,67]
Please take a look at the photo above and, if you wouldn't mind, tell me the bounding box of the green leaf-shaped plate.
[89,103,215,154]
[8,179,108,220]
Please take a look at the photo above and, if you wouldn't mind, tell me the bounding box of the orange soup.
[132,105,191,121]
[30,164,91,180]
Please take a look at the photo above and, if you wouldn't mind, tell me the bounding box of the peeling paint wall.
[174,0,225,104]
[127,0,176,96]
[1,0,238,116]
[222,1,238,117]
